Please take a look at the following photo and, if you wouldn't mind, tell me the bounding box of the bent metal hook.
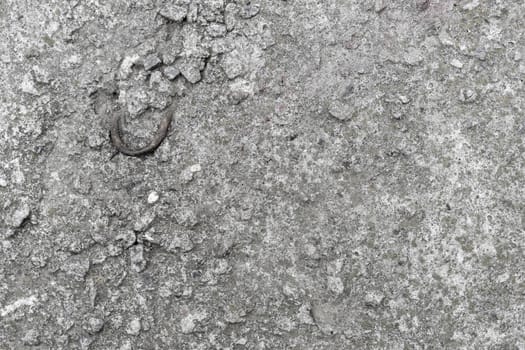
[110,109,173,157]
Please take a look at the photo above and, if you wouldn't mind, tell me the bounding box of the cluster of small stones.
[115,0,271,117]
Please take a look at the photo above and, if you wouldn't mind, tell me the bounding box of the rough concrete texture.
[0,0,524,349]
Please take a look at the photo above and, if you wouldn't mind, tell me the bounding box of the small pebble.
[177,58,202,84]
[149,71,163,85]
[328,101,355,121]
[398,95,410,104]
[391,112,403,120]
[144,54,162,71]
[228,80,252,105]
[221,50,244,80]
[4,229,15,238]
[235,338,248,345]
[115,230,137,249]
[459,88,477,103]
[163,66,180,80]
[173,77,187,97]
[133,211,156,232]
[126,317,141,335]
[297,304,315,325]
[180,164,202,183]
[374,0,387,13]
[364,290,385,307]
[120,55,140,78]
[86,317,105,334]
[159,4,187,22]
[224,3,239,31]
[0,176,7,187]
[130,244,147,272]
[189,164,202,172]
[450,59,464,68]
[87,132,105,149]
[9,203,30,228]
[180,310,207,334]
[21,73,39,95]
[180,315,197,334]
[229,89,250,105]
[462,0,479,10]
[147,191,160,204]
[438,30,454,47]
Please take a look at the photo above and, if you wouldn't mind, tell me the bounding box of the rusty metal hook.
[110,109,173,157]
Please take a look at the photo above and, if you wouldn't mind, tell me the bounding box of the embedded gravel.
[1,0,524,349]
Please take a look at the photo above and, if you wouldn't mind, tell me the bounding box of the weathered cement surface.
[1,0,524,349]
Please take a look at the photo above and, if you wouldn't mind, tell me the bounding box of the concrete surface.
[0,0,524,349]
